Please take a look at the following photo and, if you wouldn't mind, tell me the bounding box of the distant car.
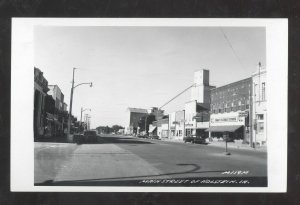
[193,135,206,144]
[150,135,160,140]
[183,135,194,143]
[73,133,84,143]
[183,135,206,144]
[83,130,98,143]
[137,134,148,138]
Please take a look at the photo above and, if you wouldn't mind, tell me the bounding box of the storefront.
[208,111,248,141]
[148,125,157,136]
[157,118,169,139]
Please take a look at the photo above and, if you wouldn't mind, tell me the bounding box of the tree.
[138,114,156,133]
[111,125,124,133]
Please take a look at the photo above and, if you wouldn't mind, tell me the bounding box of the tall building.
[34,67,49,138]
[184,69,215,137]
[252,62,267,146]
[190,69,214,103]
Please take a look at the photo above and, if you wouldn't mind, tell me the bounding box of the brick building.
[208,77,252,143]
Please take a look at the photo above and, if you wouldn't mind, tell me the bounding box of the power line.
[219,27,246,71]
[159,83,195,110]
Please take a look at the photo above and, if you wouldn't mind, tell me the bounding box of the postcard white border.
[11,18,288,192]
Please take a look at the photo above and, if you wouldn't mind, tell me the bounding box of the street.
[35,134,267,186]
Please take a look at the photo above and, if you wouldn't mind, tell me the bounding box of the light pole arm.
[74,82,93,89]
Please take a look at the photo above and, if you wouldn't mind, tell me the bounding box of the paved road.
[34,134,267,186]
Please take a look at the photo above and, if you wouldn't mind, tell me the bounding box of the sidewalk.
[34,135,68,143]
[160,138,267,152]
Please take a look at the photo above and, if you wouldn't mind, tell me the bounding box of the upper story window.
[257,114,264,120]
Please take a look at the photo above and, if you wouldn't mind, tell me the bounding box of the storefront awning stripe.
[206,125,242,132]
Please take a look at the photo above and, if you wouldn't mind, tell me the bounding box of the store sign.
[239,111,248,117]
[215,117,237,123]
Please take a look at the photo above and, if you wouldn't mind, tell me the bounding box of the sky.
[34,26,265,128]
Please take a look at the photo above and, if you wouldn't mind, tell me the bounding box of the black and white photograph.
[11,18,288,192]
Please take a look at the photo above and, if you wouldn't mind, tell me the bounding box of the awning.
[206,125,242,132]
[149,126,157,133]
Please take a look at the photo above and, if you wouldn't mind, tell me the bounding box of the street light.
[67,67,93,142]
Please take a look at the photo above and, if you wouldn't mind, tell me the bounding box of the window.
[258,122,264,133]
[262,82,266,101]
[257,114,264,120]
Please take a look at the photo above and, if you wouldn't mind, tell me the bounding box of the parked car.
[183,135,206,144]
[83,130,98,143]
[183,135,195,143]
[150,135,160,140]
[193,135,206,144]
[73,133,84,144]
[137,134,149,139]
[137,134,144,138]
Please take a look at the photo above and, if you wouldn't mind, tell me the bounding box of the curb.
[159,138,267,152]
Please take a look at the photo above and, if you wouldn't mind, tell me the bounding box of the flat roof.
[127,107,148,114]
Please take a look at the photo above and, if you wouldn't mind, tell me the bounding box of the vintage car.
[83,130,98,143]
[183,135,206,144]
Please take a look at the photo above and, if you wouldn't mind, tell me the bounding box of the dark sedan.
[84,130,98,143]
[183,135,206,144]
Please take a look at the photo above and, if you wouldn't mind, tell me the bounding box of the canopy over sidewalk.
[206,125,242,132]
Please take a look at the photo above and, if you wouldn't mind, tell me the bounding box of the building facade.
[168,110,185,140]
[184,69,215,137]
[157,118,169,139]
[34,67,49,138]
[48,85,67,137]
[209,77,252,143]
[44,94,56,137]
[252,63,267,146]
[125,108,149,135]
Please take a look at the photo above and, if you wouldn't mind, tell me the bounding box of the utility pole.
[67,68,76,142]
[67,67,92,142]
[249,84,253,148]
[183,110,185,139]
